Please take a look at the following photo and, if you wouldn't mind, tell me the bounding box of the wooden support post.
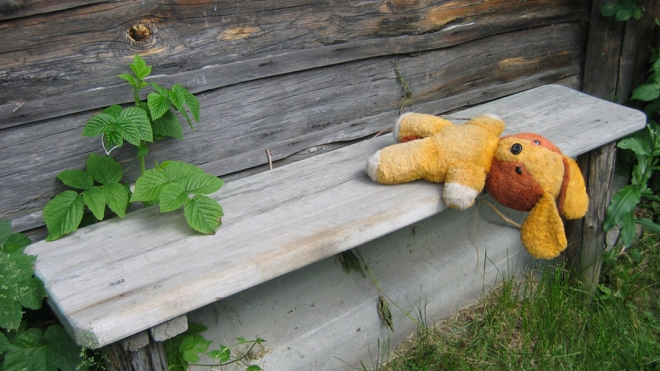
[566,142,617,290]
[103,315,188,371]
[105,340,168,371]
[566,0,658,289]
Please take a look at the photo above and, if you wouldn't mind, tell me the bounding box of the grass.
[366,233,660,371]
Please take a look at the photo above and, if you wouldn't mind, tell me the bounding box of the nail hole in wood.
[128,23,151,42]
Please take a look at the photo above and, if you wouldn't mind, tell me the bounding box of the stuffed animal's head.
[485,133,589,259]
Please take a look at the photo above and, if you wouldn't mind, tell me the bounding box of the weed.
[367,233,660,371]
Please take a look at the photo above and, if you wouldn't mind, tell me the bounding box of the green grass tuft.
[375,233,660,371]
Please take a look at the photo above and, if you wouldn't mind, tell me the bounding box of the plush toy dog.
[366,112,506,210]
[485,133,589,259]
[366,113,589,260]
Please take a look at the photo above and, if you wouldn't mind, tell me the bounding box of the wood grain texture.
[24,85,646,348]
[105,340,167,371]
[0,0,108,21]
[0,0,589,128]
[1,23,586,230]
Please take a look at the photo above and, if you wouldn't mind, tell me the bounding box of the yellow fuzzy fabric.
[371,114,505,186]
[521,192,568,259]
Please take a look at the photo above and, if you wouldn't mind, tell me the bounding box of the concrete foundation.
[188,197,539,370]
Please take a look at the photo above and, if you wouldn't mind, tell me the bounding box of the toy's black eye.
[511,143,522,155]
[533,140,541,145]
[515,166,523,175]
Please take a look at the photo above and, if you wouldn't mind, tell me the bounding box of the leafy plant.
[164,323,264,371]
[603,124,660,245]
[603,43,660,245]
[1,220,87,370]
[43,154,129,241]
[130,161,224,234]
[600,0,644,21]
[44,55,223,240]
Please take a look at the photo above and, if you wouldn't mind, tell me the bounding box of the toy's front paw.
[443,183,478,210]
[366,150,381,182]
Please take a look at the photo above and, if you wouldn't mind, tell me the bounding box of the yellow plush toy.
[485,133,589,259]
[366,113,589,260]
[366,112,506,210]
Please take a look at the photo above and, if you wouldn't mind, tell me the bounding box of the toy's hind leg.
[366,138,442,184]
[394,113,453,142]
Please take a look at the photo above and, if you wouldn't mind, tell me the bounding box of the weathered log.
[0,0,590,128]
[1,24,586,231]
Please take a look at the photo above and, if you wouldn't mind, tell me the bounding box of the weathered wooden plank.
[0,0,107,21]
[0,0,590,128]
[24,85,646,348]
[1,24,586,230]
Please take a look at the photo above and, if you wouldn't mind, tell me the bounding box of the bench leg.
[105,339,167,371]
[565,142,617,291]
[104,315,189,370]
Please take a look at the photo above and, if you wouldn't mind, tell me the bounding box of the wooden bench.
[25,85,645,354]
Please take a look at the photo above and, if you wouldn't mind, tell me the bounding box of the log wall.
[0,0,591,232]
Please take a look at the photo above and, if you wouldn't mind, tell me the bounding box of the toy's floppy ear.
[558,156,589,219]
[520,192,567,259]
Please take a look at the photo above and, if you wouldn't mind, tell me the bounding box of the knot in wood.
[128,23,151,42]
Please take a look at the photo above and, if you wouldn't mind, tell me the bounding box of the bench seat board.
[24,85,646,348]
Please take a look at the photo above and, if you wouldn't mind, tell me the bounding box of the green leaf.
[82,186,106,220]
[184,195,223,234]
[618,137,652,156]
[82,106,152,147]
[57,170,94,190]
[183,89,200,123]
[246,366,263,371]
[600,3,617,17]
[117,73,138,88]
[103,183,130,218]
[152,110,184,140]
[169,85,186,111]
[130,55,152,80]
[184,173,224,195]
[615,7,633,21]
[604,184,643,231]
[178,334,211,364]
[0,250,45,329]
[3,233,31,253]
[4,326,83,371]
[86,153,124,185]
[44,191,85,241]
[148,91,172,121]
[0,331,10,354]
[207,345,231,363]
[131,168,169,202]
[82,112,117,138]
[121,106,153,144]
[635,217,660,234]
[161,161,204,183]
[632,83,660,102]
[620,210,637,246]
[159,181,189,213]
[0,219,12,245]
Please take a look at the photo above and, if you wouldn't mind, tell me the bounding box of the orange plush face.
[485,133,565,212]
[485,133,589,259]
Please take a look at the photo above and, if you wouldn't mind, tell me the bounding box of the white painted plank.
[24,85,645,348]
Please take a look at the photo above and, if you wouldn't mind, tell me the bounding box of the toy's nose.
[511,143,522,155]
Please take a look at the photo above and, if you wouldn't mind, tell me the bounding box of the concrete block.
[121,331,149,351]
[149,315,188,342]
